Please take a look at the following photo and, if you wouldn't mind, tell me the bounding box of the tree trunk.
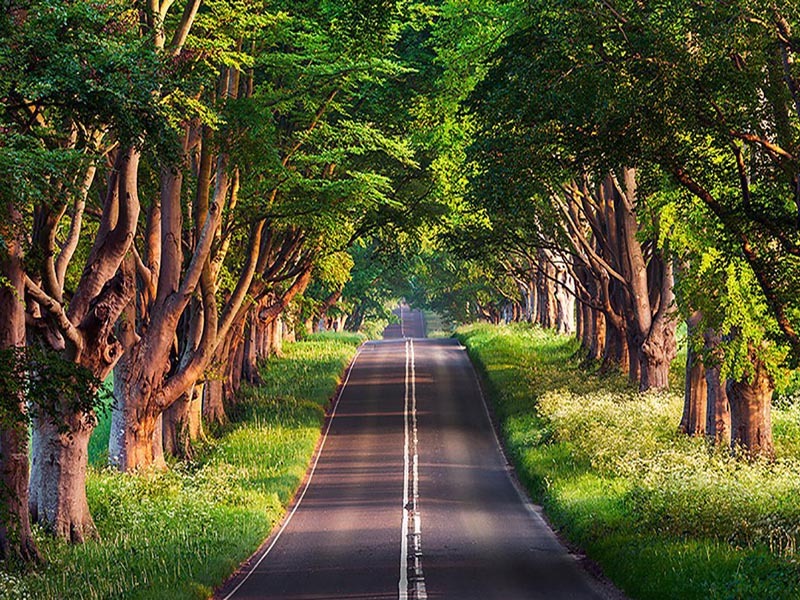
[228,336,245,397]
[705,364,731,446]
[111,340,170,471]
[576,299,586,348]
[680,344,707,435]
[627,330,641,386]
[163,383,204,459]
[589,308,605,363]
[0,218,40,563]
[602,317,628,374]
[28,149,139,538]
[0,421,39,564]
[152,413,165,467]
[272,317,284,354]
[203,379,226,426]
[242,310,261,384]
[638,317,677,391]
[703,329,731,446]
[553,258,575,335]
[29,412,97,543]
[728,353,774,459]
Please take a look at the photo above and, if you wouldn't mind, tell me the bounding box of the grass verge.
[456,322,800,600]
[8,331,363,600]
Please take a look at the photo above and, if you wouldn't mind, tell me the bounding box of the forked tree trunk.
[728,353,774,459]
[680,344,707,435]
[28,148,139,540]
[163,298,206,459]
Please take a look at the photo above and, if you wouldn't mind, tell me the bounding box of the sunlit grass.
[458,322,800,600]
[12,332,363,600]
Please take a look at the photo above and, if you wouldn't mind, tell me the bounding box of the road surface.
[218,307,616,600]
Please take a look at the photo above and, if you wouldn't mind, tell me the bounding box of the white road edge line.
[220,343,366,600]
[461,342,548,522]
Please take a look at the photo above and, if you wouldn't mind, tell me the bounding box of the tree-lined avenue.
[217,309,612,599]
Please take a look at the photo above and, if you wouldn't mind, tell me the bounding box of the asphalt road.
[218,308,615,600]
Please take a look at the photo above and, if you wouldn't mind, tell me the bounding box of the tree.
[463,0,800,456]
[0,0,171,541]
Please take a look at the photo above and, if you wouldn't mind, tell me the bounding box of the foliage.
[16,333,362,599]
[0,347,110,434]
[483,0,800,371]
[458,323,800,599]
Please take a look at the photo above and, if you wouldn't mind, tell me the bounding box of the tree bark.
[242,309,262,385]
[705,365,731,446]
[270,318,284,356]
[163,297,206,459]
[163,383,204,460]
[680,345,707,435]
[588,307,605,363]
[552,256,575,334]
[0,421,39,563]
[602,315,629,374]
[638,315,676,391]
[728,351,775,459]
[29,413,97,543]
[627,329,641,386]
[0,220,40,563]
[203,379,226,426]
[703,329,731,445]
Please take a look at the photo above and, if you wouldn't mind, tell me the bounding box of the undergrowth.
[457,322,800,600]
[8,332,363,600]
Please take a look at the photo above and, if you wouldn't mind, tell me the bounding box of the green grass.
[457,322,800,600]
[10,331,363,600]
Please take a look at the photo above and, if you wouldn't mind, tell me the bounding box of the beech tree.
[449,0,800,456]
[105,0,415,469]
[518,0,800,457]
[0,0,171,542]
